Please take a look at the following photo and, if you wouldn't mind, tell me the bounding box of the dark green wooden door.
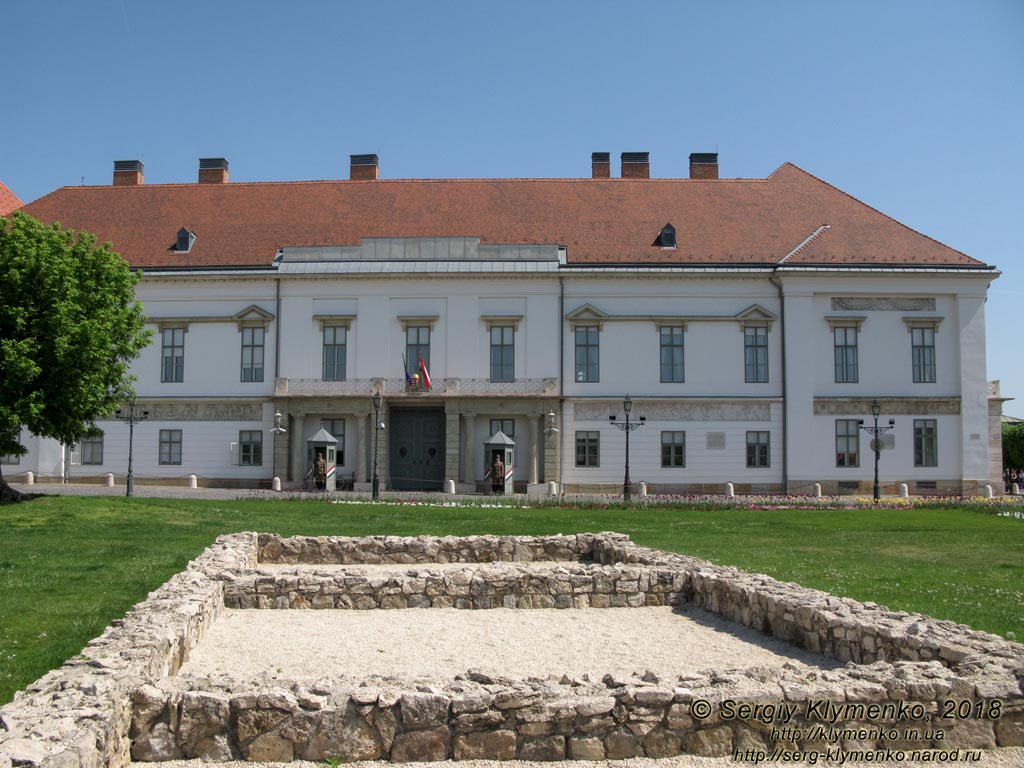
[389,409,446,490]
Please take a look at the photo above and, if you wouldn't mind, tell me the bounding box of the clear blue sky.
[3,0,1022,412]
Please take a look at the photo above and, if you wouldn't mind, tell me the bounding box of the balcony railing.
[275,377,558,398]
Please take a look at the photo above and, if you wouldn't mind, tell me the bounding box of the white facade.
[5,251,1002,495]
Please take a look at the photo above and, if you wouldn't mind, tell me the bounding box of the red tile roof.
[19,163,986,269]
[0,181,22,217]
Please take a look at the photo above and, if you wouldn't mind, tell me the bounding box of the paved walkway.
[7,482,505,502]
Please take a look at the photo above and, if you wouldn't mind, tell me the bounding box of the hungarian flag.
[418,354,431,389]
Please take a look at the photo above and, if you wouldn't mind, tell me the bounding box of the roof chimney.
[591,152,610,179]
[113,160,144,186]
[350,154,379,181]
[198,157,229,184]
[621,152,650,179]
[689,152,719,180]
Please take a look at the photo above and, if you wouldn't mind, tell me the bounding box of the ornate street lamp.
[115,396,149,498]
[270,411,287,488]
[859,398,895,502]
[609,394,644,502]
[372,391,383,500]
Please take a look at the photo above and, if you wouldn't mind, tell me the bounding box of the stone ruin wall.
[1,532,1022,768]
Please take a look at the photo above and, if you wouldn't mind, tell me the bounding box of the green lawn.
[1,495,1022,705]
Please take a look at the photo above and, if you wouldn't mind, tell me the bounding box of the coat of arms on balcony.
[406,373,430,393]
[403,353,432,392]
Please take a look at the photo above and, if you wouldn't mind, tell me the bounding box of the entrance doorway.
[389,408,446,491]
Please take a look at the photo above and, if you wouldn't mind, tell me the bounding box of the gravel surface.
[146,749,1024,768]
[180,606,839,682]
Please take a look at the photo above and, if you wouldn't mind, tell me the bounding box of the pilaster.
[462,412,477,482]
[528,416,539,485]
[355,415,368,484]
[289,413,305,484]
[445,406,461,482]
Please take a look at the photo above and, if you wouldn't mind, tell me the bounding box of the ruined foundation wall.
[3,532,1023,768]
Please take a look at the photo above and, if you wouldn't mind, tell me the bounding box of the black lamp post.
[372,391,383,500]
[270,411,287,487]
[609,394,644,502]
[115,396,149,498]
[859,398,895,502]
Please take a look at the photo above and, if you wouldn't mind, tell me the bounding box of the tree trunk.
[0,465,26,503]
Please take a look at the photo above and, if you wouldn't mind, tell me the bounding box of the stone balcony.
[275,377,558,398]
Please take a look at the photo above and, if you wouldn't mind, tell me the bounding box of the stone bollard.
[900,483,909,499]
[547,481,558,496]
[26,470,34,485]
[1013,483,1020,496]
[106,473,114,487]
[813,483,822,499]
[443,479,455,494]
[272,476,281,492]
[638,481,647,497]
[984,484,994,499]
[725,482,735,498]
[188,474,198,490]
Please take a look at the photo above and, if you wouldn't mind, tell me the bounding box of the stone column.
[290,413,305,484]
[463,412,476,483]
[355,413,368,484]
[528,415,539,485]
[377,402,390,488]
[445,407,461,483]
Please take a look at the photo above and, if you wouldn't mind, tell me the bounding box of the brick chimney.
[350,154,379,180]
[198,158,229,184]
[591,152,610,178]
[112,160,144,186]
[689,153,719,180]
[621,152,650,179]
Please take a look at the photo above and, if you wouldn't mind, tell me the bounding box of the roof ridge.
[49,176,774,191]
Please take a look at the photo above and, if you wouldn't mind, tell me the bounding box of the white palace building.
[4,152,1007,495]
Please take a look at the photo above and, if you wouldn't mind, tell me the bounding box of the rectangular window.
[744,327,768,383]
[661,431,686,467]
[834,327,859,383]
[323,326,347,381]
[746,431,770,468]
[406,326,430,372]
[912,327,936,383]
[159,429,182,465]
[241,327,265,382]
[575,431,599,467]
[80,432,104,465]
[1,427,22,465]
[489,326,514,382]
[161,328,185,383]
[660,326,685,383]
[321,419,346,465]
[835,419,860,467]
[238,430,263,466]
[914,419,938,467]
[574,326,599,383]
[489,419,515,439]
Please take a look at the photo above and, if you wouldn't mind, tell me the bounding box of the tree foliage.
[0,212,151,493]
[1003,422,1024,471]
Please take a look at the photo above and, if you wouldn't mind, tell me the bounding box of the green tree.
[0,212,151,501]
[1003,422,1024,473]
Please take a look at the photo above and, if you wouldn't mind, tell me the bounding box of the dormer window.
[657,224,676,249]
[175,227,196,253]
